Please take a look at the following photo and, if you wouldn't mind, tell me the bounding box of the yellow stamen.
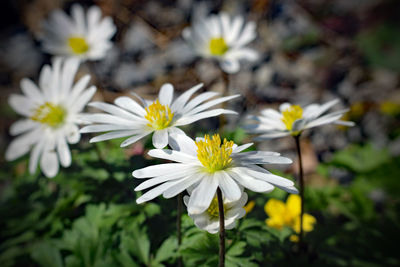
[68,36,89,54]
[195,134,234,173]
[31,102,66,128]
[281,105,303,131]
[209,37,229,56]
[206,196,221,218]
[145,100,174,130]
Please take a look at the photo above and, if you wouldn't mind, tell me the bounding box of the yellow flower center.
[196,134,234,173]
[145,100,174,130]
[68,36,89,54]
[206,195,226,218]
[209,37,229,56]
[281,105,303,131]
[31,102,66,128]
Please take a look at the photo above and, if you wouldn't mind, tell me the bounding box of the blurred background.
[1,0,400,266]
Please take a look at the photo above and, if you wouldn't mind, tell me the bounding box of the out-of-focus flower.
[41,4,116,61]
[380,101,400,116]
[132,133,297,214]
[184,191,247,233]
[183,12,259,73]
[245,99,354,139]
[80,83,239,149]
[264,194,316,242]
[6,58,96,177]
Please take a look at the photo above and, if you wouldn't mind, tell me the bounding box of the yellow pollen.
[31,102,66,128]
[68,36,89,54]
[281,105,303,131]
[209,37,229,56]
[206,196,224,218]
[145,100,174,130]
[195,134,234,173]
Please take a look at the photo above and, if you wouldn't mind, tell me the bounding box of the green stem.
[177,193,183,267]
[217,188,225,267]
[294,135,305,246]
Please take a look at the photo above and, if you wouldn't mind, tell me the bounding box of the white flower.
[132,133,297,214]
[245,99,355,139]
[184,191,248,234]
[80,83,239,149]
[41,4,116,61]
[5,58,96,177]
[183,12,259,73]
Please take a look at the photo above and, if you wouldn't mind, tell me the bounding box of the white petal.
[152,129,168,149]
[186,94,240,116]
[158,83,174,106]
[147,149,197,163]
[174,109,237,126]
[229,168,274,192]
[20,78,44,104]
[168,130,197,156]
[61,58,80,98]
[254,131,290,140]
[334,120,355,127]
[170,83,203,112]
[188,175,218,214]
[10,119,38,136]
[234,21,256,47]
[216,171,241,202]
[66,124,81,144]
[29,139,45,174]
[233,152,292,165]
[114,96,146,116]
[57,135,71,167]
[67,74,91,106]
[220,59,240,74]
[70,86,96,113]
[226,16,244,44]
[39,65,53,100]
[136,180,181,204]
[40,150,59,178]
[120,132,150,147]
[82,113,138,125]
[232,143,253,153]
[8,94,34,117]
[181,92,220,114]
[162,175,202,198]
[90,130,140,143]
[5,127,42,161]
[80,124,137,133]
[71,4,86,35]
[225,48,258,62]
[132,163,190,178]
[89,102,142,121]
[245,165,295,187]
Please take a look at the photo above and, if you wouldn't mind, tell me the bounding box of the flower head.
[184,191,248,234]
[264,194,316,242]
[6,58,96,177]
[132,133,297,214]
[41,4,116,61]
[183,12,259,73]
[245,99,355,139]
[80,83,239,149]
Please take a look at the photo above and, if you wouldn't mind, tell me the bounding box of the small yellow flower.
[264,195,316,241]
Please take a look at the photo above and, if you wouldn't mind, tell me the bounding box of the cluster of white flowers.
[5,4,353,234]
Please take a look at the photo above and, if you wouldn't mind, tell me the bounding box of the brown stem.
[217,188,225,267]
[294,135,305,247]
[177,193,183,267]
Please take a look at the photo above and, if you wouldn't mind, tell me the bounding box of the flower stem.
[177,193,183,267]
[217,188,225,267]
[294,135,305,246]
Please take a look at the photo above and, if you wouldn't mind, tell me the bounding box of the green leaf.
[30,241,63,267]
[154,236,177,263]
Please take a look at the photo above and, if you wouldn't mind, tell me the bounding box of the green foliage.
[1,139,400,266]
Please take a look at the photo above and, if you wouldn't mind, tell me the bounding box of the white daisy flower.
[5,58,96,178]
[41,4,116,61]
[184,191,248,234]
[183,12,259,74]
[245,99,355,139]
[132,133,297,214]
[80,83,239,149]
